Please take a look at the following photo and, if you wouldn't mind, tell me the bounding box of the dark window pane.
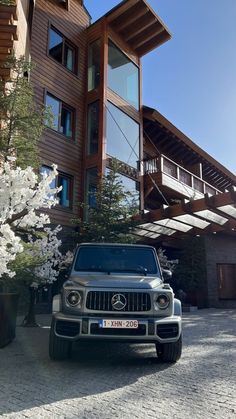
[88,39,100,91]
[86,168,97,209]
[61,107,73,138]
[58,175,71,208]
[46,94,60,131]
[106,102,140,169]
[108,40,139,109]
[64,44,75,72]
[87,102,99,155]
[49,28,63,64]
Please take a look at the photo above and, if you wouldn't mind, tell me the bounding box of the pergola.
[135,188,236,242]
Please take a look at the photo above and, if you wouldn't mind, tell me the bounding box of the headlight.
[155,294,170,310]
[66,290,82,307]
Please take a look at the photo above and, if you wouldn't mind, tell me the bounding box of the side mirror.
[162,269,172,281]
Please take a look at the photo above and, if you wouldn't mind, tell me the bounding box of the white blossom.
[0,162,62,278]
[29,226,63,284]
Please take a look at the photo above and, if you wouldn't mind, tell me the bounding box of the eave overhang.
[90,0,171,57]
[135,188,236,242]
[143,106,236,191]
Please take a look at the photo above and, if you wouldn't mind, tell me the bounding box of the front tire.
[156,335,182,363]
[49,321,71,361]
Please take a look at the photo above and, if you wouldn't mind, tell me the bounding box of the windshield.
[74,246,160,275]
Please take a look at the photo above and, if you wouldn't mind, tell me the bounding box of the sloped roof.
[143,106,236,191]
[91,0,171,57]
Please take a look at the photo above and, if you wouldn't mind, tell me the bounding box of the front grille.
[55,320,80,337]
[86,291,151,312]
[90,323,146,336]
[156,323,179,339]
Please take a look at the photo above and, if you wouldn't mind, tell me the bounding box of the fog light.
[156,294,170,310]
[66,291,82,307]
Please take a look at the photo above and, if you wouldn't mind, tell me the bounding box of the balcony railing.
[143,155,220,197]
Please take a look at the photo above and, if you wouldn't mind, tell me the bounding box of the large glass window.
[119,173,140,207]
[46,93,74,139]
[106,102,140,169]
[88,39,100,91]
[48,26,77,73]
[86,168,98,209]
[87,102,99,155]
[40,166,73,208]
[108,40,139,110]
[105,168,140,208]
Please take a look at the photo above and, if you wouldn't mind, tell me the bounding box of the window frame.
[106,101,140,170]
[107,38,140,110]
[48,24,78,75]
[45,92,76,141]
[40,165,74,210]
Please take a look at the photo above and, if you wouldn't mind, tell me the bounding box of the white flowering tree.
[0,160,68,324]
[0,160,61,275]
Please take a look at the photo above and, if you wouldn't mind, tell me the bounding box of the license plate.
[99,319,139,329]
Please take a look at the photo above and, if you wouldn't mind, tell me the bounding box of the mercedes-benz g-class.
[49,243,182,362]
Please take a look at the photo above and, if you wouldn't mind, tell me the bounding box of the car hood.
[69,273,162,289]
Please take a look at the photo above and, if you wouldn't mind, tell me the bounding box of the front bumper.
[52,312,182,343]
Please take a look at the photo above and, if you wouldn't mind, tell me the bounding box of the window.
[88,39,100,91]
[108,40,139,109]
[58,173,73,208]
[46,93,74,139]
[48,26,77,73]
[106,102,140,169]
[106,168,140,208]
[28,0,35,39]
[40,165,73,209]
[86,168,98,209]
[87,102,99,155]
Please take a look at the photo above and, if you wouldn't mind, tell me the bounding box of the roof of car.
[78,243,155,249]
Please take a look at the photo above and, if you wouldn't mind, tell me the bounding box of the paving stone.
[0,310,236,418]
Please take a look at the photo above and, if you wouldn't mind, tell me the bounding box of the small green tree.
[0,56,50,168]
[74,166,140,243]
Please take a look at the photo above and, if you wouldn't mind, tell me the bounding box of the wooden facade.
[30,0,90,225]
[1,0,236,306]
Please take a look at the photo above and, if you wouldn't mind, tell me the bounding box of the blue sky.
[84,0,236,174]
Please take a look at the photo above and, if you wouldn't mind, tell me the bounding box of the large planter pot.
[0,293,19,348]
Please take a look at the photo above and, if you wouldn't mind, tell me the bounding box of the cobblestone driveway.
[0,309,236,419]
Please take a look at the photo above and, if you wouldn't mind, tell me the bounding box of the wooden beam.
[0,46,11,53]
[106,0,139,23]
[112,3,148,32]
[123,13,156,42]
[0,5,17,20]
[0,25,18,40]
[135,30,171,56]
[130,24,163,49]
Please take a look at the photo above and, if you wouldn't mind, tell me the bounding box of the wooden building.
[1,0,236,307]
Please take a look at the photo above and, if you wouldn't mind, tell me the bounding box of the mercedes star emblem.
[111,294,127,310]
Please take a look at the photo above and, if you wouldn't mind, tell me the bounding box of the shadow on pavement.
[0,315,170,416]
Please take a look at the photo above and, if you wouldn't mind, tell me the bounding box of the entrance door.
[218,264,236,300]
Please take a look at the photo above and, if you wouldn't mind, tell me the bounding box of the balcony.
[0,2,18,79]
[143,154,220,202]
